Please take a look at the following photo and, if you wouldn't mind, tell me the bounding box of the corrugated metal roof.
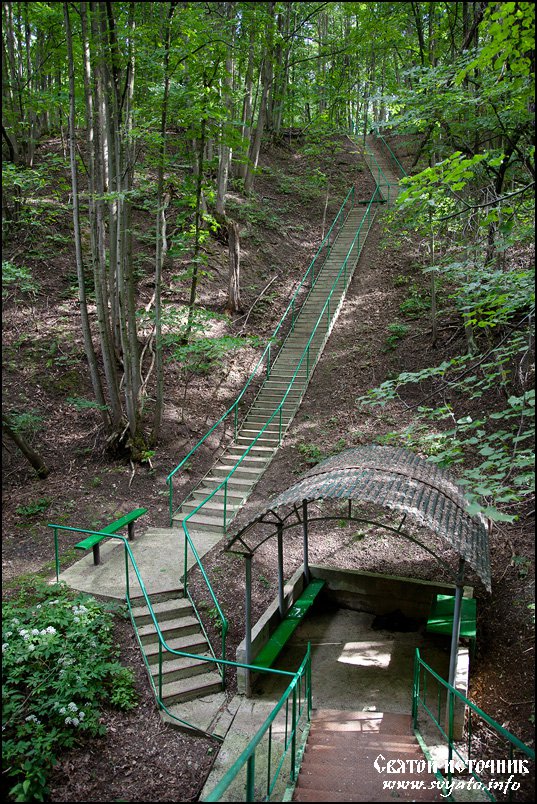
[227,446,491,591]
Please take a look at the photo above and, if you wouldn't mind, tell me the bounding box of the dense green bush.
[2,580,137,802]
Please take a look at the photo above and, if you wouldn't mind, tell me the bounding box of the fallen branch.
[237,275,278,334]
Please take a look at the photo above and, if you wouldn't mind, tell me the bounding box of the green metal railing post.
[246,754,255,802]
[184,528,189,594]
[267,724,273,797]
[168,478,173,527]
[412,648,420,727]
[158,642,163,699]
[447,689,454,785]
[307,644,312,717]
[234,403,239,440]
[223,480,228,529]
[124,547,130,602]
[53,528,60,582]
[291,686,297,781]
[266,342,271,379]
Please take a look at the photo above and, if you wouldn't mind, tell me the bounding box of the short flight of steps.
[293,710,442,802]
[171,205,368,536]
[130,591,222,710]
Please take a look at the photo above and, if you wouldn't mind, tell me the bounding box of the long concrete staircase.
[293,710,441,802]
[171,203,371,539]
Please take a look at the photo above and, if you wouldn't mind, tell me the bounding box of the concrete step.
[216,458,265,484]
[226,445,275,460]
[235,433,281,446]
[160,669,223,706]
[181,499,242,516]
[150,653,214,685]
[173,512,225,533]
[137,614,201,645]
[191,486,246,503]
[129,587,184,606]
[143,632,209,664]
[204,473,256,491]
[131,596,193,627]
[239,427,284,441]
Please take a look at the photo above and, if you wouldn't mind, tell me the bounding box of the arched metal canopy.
[227,445,491,592]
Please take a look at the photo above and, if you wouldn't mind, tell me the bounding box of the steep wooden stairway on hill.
[292,710,442,802]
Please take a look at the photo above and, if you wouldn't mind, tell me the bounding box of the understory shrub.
[2,579,137,802]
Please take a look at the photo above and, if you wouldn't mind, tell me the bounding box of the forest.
[2,2,535,802]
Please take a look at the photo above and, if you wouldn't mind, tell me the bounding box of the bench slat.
[254,580,325,669]
[75,508,148,551]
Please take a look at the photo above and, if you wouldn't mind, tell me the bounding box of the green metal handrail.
[47,523,307,738]
[374,131,407,178]
[165,186,356,525]
[413,649,534,801]
[204,644,312,801]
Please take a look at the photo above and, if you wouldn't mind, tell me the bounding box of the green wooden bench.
[426,594,477,656]
[254,579,325,669]
[75,508,148,566]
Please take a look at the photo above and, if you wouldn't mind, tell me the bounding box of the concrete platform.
[57,527,222,599]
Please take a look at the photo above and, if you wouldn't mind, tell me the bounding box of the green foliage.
[2,580,137,802]
[383,323,409,352]
[359,340,535,522]
[6,410,44,440]
[399,286,429,318]
[65,397,109,413]
[198,601,223,633]
[16,498,52,518]
[296,442,323,466]
[2,261,40,299]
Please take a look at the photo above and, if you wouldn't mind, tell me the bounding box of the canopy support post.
[448,558,466,689]
[302,500,310,584]
[245,553,252,698]
[277,522,285,618]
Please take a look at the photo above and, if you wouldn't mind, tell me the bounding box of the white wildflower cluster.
[25,714,41,725]
[60,701,86,727]
[72,604,89,616]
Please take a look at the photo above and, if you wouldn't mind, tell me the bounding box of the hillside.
[3,131,534,802]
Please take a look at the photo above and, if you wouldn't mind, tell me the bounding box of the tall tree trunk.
[226,220,242,314]
[184,117,207,343]
[216,1,235,215]
[152,0,177,444]
[82,1,124,437]
[64,2,109,429]
[244,3,275,194]
[237,14,255,181]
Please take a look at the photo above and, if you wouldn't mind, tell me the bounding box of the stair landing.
[293,710,442,802]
